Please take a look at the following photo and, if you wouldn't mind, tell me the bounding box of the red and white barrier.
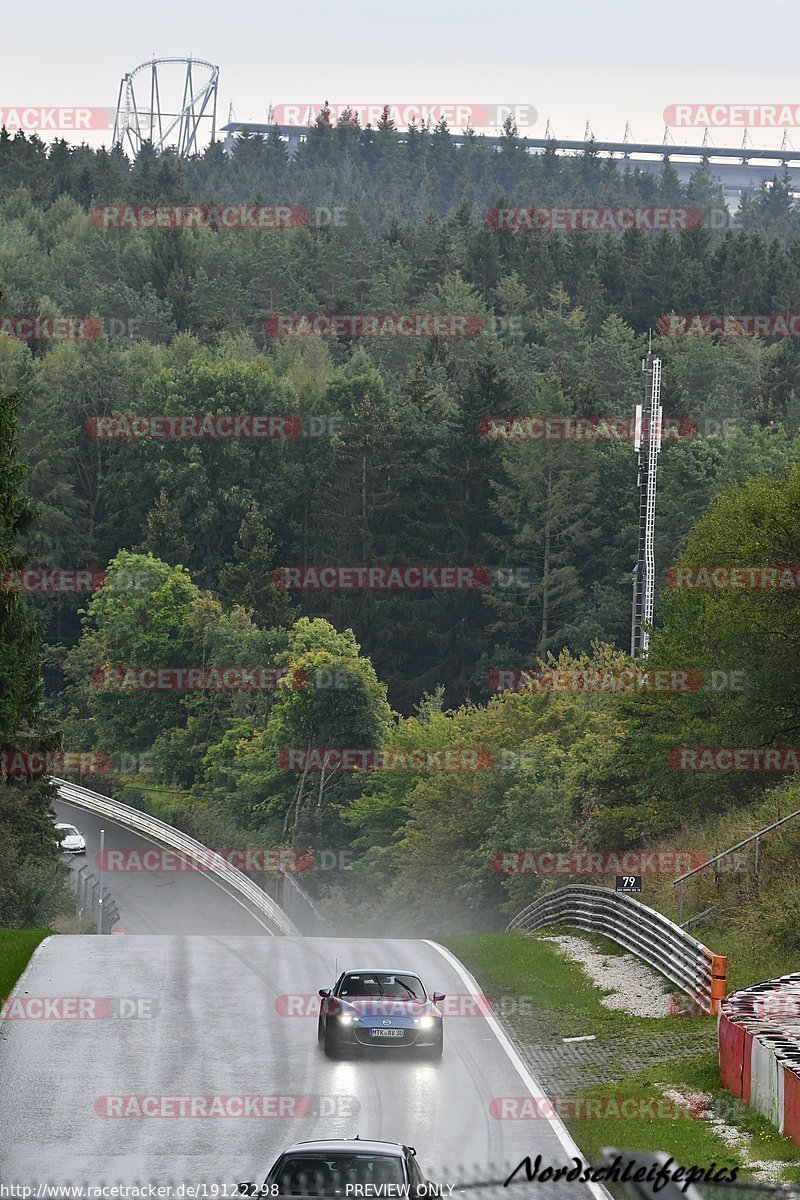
[718,973,800,1144]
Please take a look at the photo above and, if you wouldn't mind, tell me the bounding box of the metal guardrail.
[681,905,718,931]
[52,777,300,936]
[275,868,339,936]
[506,885,727,1014]
[672,806,800,924]
[251,851,341,935]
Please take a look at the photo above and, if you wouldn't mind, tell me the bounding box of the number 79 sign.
[615,875,642,893]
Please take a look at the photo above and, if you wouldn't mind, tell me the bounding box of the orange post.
[710,955,728,1015]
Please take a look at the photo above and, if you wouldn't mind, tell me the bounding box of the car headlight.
[417,1016,434,1029]
[338,1013,357,1024]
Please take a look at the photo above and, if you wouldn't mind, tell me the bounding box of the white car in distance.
[54,822,86,855]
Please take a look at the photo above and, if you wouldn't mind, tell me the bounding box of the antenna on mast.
[631,352,663,658]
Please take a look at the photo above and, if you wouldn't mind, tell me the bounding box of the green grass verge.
[444,932,800,1184]
[445,931,699,1042]
[0,930,51,1001]
[700,922,800,995]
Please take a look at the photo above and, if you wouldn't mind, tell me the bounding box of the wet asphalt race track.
[53,798,275,935]
[0,934,608,1196]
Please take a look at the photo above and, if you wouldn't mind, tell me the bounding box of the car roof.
[284,1141,406,1157]
[340,969,422,977]
[54,823,78,830]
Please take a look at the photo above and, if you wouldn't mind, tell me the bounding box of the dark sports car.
[317,969,445,1058]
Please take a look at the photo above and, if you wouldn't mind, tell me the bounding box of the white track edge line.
[425,938,613,1200]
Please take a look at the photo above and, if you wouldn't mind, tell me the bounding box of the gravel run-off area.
[540,933,678,1017]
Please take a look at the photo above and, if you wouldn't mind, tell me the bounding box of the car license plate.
[370,1028,405,1038]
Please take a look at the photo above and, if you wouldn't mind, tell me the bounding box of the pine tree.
[139,490,192,566]
[0,386,68,927]
[0,387,41,737]
[218,502,294,629]
[377,105,396,133]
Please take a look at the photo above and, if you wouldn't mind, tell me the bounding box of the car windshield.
[271,1154,405,1195]
[60,826,80,838]
[338,973,424,999]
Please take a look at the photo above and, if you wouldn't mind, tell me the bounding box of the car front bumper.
[332,1020,442,1048]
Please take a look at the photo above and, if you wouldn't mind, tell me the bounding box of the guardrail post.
[754,835,761,885]
[710,955,727,1015]
[678,878,684,925]
[96,827,105,934]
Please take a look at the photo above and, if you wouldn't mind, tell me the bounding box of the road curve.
[54,798,275,935]
[0,935,607,1196]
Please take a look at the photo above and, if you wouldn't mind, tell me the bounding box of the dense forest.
[3,121,800,935]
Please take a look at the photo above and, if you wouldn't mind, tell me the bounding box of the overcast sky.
[3,0,800,151]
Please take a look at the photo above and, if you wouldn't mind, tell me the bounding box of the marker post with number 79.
[615,875,642,893]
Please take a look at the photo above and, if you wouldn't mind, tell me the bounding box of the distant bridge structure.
[221,121,800,205]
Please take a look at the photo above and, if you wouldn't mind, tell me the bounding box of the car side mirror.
[319,988,331,997]
[432,992,446,1003]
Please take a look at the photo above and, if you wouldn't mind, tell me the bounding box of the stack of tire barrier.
[719,973,800,1144]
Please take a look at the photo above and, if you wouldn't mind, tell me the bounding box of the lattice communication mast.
[113,58,219,157]
[630,352,663,658]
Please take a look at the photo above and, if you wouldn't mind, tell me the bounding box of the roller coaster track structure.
[113,58,218,157]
